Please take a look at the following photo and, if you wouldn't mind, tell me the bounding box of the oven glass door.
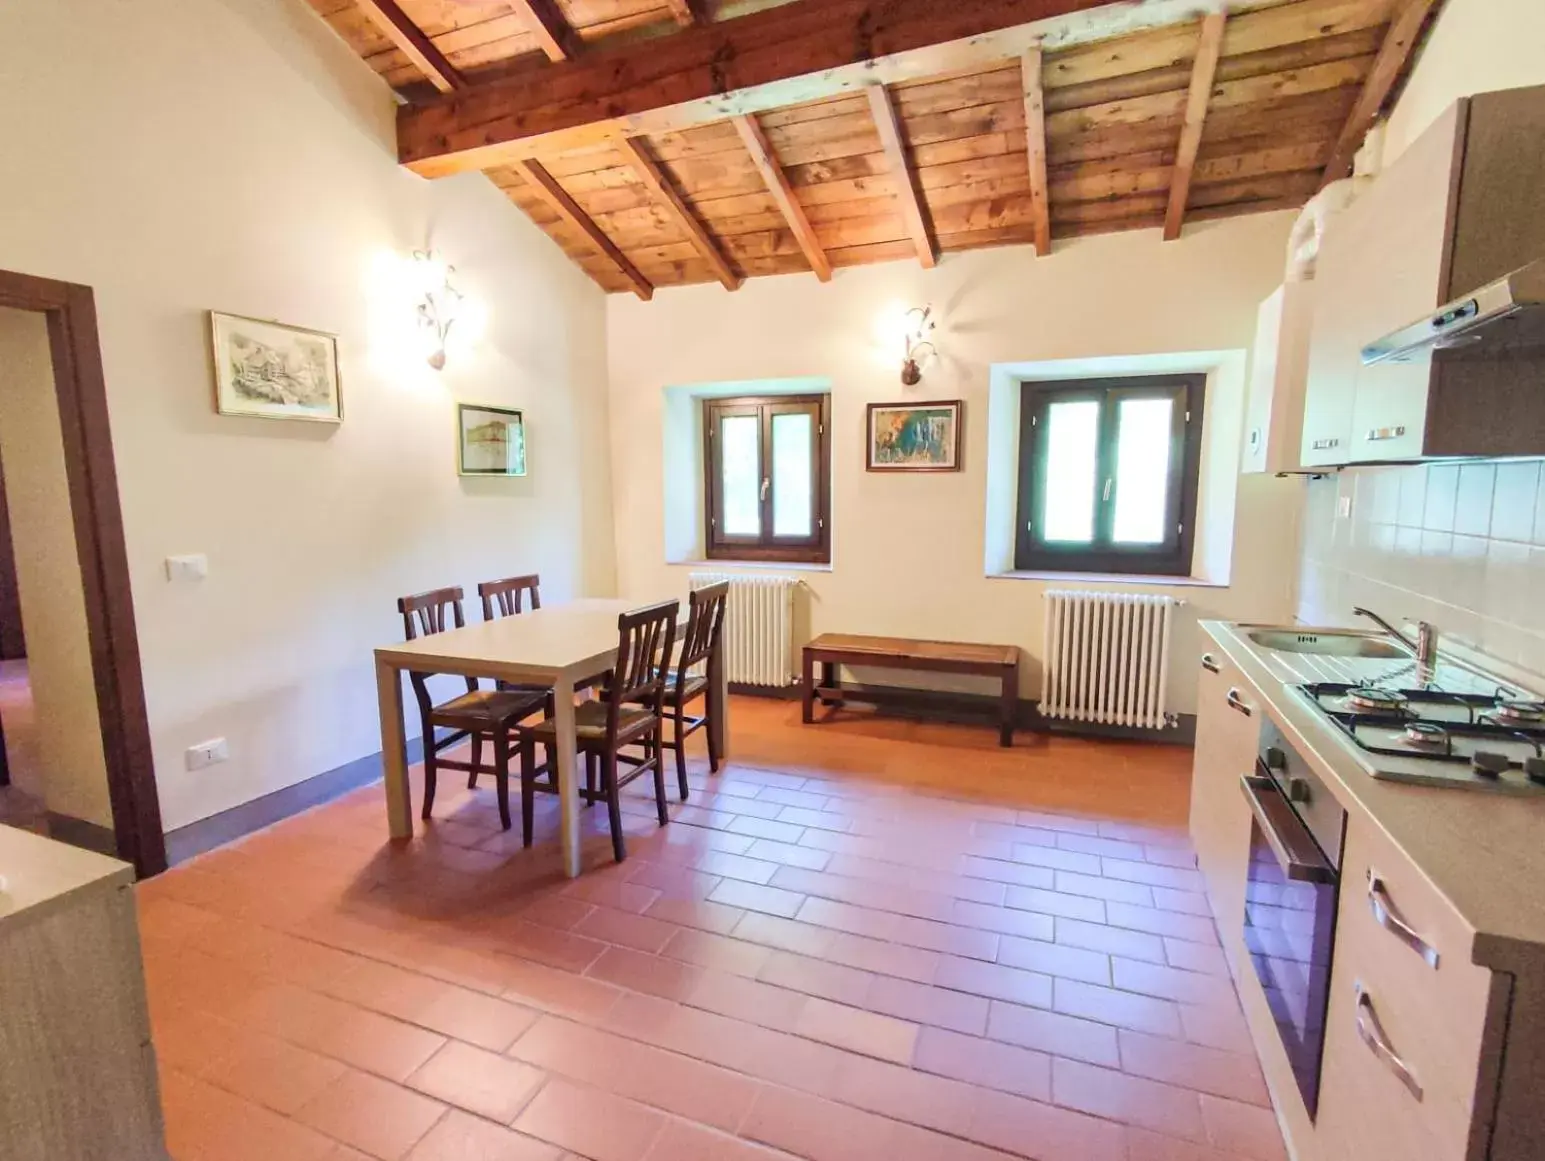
[1240,773,1339,1120]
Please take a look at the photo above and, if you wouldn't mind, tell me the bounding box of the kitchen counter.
[0,822,135,930]
[1203,620,1545,971]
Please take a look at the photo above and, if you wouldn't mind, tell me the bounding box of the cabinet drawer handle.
[1201,654,1221,674]
[1368,874,1440,969]
[1226,689,1252,717]
[1354,983,1423,1101]
[1311,437,1341,451]
[1366,425,1408,443]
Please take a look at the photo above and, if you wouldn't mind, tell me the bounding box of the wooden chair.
[644,581,729,800]
[476,573,557,784]
[520,599,679,863]
[398,586,547,830]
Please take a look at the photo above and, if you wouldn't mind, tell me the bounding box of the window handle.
[1102,478,1113,502]
[760,477,770,501]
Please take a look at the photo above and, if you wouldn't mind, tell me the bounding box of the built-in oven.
[1239,719,1346,1121]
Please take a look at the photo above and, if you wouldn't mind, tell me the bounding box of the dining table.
[373,596,726,878]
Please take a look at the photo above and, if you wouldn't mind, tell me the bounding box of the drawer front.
[1316,815,1493,1161]
[1189,654,1259,927]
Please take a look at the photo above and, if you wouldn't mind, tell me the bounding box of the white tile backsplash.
[1299,459,1545,674]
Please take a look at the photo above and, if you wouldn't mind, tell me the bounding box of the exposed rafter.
[511,0,583,63]
[399,0,1153,176]
[1020,46,1051,257]
[354,0,465,93]
[515,160,653,300]
[732,115,832,283]
[616,137,741,291]
[1321,0,1441,185]
[1164,10,1227,241]
[865,86,936,268]
[662,0,701,26]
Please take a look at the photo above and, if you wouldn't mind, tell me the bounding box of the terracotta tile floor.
[138,697,1288,1161]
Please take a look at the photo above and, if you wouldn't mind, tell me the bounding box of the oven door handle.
[1239,775,1336,883]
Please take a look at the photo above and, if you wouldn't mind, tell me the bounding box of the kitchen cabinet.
[1301,84,1545,466]
[1242,283,1314,474]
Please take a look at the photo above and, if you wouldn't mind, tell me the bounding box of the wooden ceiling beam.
[865,86,936,268]
[511,0,583,63]
[1163,10,1227,242]
[1321,0,1442,185]
[515,160,654,300]
[616,137,742,291]
[1020,46,1051,256]
[732,115,832,282]
[396,0,1268,176]
[354,0,465,93]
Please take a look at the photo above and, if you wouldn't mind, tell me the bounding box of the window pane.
[771,412,814,537]
[1040,400,1101,543]
[719,414,761,536]
[1112,397,1175,544]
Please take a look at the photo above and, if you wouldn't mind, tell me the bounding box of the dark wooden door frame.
[0,269,166,876]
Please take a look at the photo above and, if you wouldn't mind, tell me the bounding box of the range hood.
[1362,259,1545,365]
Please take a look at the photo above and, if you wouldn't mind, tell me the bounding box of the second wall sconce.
[413,250,463,371]
[901,305,936,385]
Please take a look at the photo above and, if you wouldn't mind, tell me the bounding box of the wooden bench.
[801,634,1021,747]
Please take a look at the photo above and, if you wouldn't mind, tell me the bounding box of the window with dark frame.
[703,394,831,564]
[1014,375,1206,577]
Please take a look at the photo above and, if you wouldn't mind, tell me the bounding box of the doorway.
[0,271,165,876]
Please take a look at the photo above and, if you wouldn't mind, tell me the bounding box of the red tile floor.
[137,697,1288,1161]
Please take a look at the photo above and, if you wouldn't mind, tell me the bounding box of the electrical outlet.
[185,738,229,771]
[166,554,209,582]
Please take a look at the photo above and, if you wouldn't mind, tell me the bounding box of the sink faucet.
[1353,607,1439,674]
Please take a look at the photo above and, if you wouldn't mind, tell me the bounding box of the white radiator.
[688,572,798,687]
[1041,591,1178,729]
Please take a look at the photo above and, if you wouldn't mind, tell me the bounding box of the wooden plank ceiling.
[307,0,1441,296]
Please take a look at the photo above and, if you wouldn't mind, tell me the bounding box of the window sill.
[670,559,834,573]
[988,569,1227,589]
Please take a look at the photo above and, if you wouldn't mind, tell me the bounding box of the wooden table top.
[805,633,1018,667]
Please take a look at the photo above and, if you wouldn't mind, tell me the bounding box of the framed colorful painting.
[458,403,527,476]
[210,311,342,423]
[866,400,962,472]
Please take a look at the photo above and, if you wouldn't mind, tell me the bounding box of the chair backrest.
[605,599,679,728]
[397,586,475,703]
[479,574,541,620]
[679,581,729,673]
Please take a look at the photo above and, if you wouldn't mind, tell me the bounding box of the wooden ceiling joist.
[353,0,465,93]
[514,159,654,299]
[1021,46,1052,256]
[1164,10,1228,241]
[616,137,742,290]
[1321,0,1442,185]
[732,115,833,282]
[511,0,583,63]
[865,85,937,268]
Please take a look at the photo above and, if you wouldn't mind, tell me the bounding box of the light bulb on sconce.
[900,305,937,386]
[413,249,463,371]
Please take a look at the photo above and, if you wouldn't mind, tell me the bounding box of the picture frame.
[457,403,528,477]
[865,400,963,472]
[210,311,342,423]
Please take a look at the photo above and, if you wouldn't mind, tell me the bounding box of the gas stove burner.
[1472,751,1511,779]
[1403,722,1450,749]
[1347,687,1409,714]
[1493,699,1545,725]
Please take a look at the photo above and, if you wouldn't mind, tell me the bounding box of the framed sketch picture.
[866,400,962,471]
[210,311,342,423]
[458,403,527,476]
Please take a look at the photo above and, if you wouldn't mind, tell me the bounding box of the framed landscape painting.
[866,400,962,471]
[210,311,342,423]
[458,403,527,476]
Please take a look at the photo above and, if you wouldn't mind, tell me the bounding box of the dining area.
[373,576,730,879]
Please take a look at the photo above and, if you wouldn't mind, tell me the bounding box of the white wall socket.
[166,554,209,582]
[185,737,229,771]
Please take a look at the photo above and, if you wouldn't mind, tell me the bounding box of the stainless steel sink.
[1246,629,1409,659]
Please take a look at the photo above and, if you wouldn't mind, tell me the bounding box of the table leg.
[376,657,411,839]
[552,676,581,878]
[801,649,815,724]
[820,660,839,706]
[708,644,729,765]
[1000,661,1019,748]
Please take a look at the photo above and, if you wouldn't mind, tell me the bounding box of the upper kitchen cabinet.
[1302,85,1545,467]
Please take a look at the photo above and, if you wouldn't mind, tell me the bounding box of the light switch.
[1337,496,1353,519]
[166,554,208,582]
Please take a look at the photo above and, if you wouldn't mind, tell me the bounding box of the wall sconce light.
[413,249,463,370]
[900,305,936,386]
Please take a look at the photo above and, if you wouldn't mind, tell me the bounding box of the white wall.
[607,216,1306,715]
[0,0,615,830]
[0,308,114,827]
[1384,0,1545,162]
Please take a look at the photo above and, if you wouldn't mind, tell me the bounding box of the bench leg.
[801,649,815,725]
[1000,662,1019,747]
[819,660,839,706]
